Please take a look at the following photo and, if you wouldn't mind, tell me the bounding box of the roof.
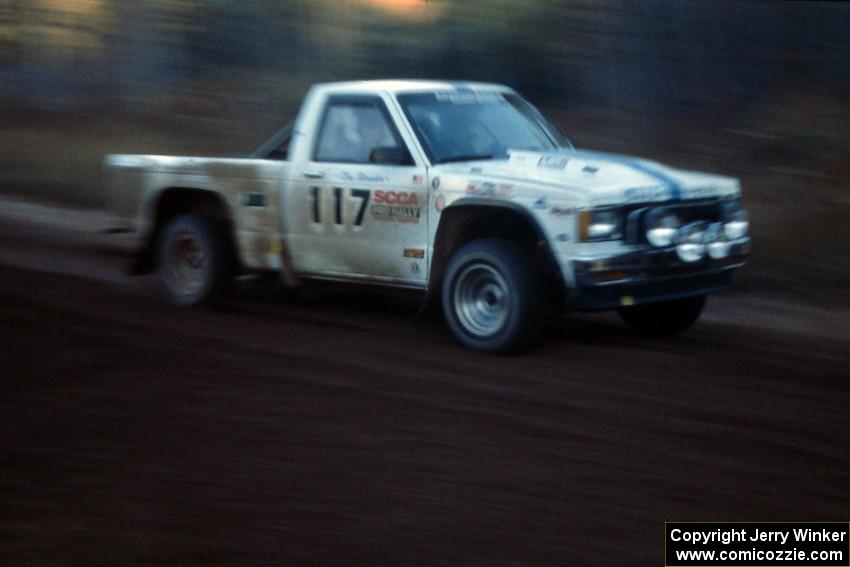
[311,79,513,95]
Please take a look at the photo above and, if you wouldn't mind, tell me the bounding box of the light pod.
[646,210,680,247]
[675,222,707,263]
[704,222,731,259]
[724,208,749,240]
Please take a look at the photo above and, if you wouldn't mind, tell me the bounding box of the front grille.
[624,198,724,245]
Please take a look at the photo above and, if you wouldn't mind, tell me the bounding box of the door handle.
[303,171,325,179]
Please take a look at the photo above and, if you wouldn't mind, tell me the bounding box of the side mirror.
[369,146,411,165]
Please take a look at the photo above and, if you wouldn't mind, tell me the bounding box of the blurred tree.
[0,0,847,120]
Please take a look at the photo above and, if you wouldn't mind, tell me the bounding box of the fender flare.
[418,198,566,314]
[133,186,238,274]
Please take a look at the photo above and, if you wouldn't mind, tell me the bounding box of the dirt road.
[1,197,848,565]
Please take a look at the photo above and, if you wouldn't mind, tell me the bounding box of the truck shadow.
[224,275,695,350]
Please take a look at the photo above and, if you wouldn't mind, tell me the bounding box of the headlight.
[578,208,622,241]
[645,211,680,247]
[724,208,749,240]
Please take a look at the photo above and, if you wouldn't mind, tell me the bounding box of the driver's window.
[314,100,405,164]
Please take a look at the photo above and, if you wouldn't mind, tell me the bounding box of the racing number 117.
[309,186,371,226]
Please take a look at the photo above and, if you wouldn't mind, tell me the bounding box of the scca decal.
[373,190,420,206]
[370,190,422,223]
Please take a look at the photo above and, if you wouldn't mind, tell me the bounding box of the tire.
[617,295,706,336]
[441,238,543,354]
[155,214,231,307]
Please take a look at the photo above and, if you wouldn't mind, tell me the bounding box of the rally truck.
[104,80,750,353]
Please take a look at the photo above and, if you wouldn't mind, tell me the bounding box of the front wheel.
[617,295,706,336]
[155,214,231,307]
[441,238,543,354]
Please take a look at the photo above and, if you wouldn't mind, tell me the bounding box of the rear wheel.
[617,295,706,336]
[155,214,231,307]
[442,238,543,353]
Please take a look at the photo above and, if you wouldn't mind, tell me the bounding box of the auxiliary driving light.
[703,222,732,260]
[675,223,706,263]
[704,222,731,259]
[723,207,749,240]
[707,241,731,259]
[646,211,680,247]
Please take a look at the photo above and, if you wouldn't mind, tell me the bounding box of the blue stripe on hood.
[566,150,683,201]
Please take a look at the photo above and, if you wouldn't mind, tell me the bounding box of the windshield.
[397,92,564,164]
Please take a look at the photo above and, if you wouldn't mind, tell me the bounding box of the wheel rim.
[453,262,510,337]
[168,230,207,297]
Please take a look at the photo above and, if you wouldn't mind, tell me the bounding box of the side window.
[314,100,411,165]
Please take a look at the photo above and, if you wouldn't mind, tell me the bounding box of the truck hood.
[434,149,740,205]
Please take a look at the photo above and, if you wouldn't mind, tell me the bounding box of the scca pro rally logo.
[371,190,421,223]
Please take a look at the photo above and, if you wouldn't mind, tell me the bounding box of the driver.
[354,108,393,162]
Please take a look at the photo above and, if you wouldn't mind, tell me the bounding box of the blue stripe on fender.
[568,150,683,201]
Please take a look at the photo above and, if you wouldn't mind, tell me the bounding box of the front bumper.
[570,237,750,311]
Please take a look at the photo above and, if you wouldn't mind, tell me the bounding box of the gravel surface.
[1,197,848,565]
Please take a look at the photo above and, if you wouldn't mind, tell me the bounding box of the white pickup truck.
[104,80,750,353]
